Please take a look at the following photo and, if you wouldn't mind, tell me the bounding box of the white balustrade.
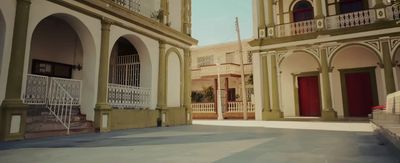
[275,19,316,37]
[192,103,215,113]
[111,0,155,18]
[387,4,400,20]
[108,83,151,109]
[24,74,48,105]
[227,101,255,113]
[326,9,376,30]
[386,91,400,114]
[47,79,73,134]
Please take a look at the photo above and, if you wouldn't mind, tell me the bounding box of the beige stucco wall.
[167,52,181,107]
[111,109,158,130]
[169,0,182,32]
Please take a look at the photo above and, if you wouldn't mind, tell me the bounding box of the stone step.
[26,114,87,123]
[26,121,93,133]
[24,127,95,139]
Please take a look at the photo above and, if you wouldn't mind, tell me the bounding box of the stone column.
[320,48,337,120]
[182,0,192,35]
[94,19,112,132]
[258,0,266,38]
[381,39,396,94]
[0,0,31,141]
[183,49,192,124]
[161,0,170,25]
[261,55,271,120]
[265,54,283,119]
[157,41,167,126]
[314,0,325,30]
[375,0,386,8]
[266,0,275,37]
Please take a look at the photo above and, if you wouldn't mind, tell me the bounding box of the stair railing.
[47,78,74,134]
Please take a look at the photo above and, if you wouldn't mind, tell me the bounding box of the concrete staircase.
[25,106,94,139]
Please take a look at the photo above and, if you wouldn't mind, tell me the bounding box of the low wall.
[164,107,187,126]
[193,113,218,119]
[111,109,158,130]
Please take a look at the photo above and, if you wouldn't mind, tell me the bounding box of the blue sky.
[192,0,253,46]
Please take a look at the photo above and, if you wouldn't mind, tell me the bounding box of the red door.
[298,76,321,116]
[345,72,374,117]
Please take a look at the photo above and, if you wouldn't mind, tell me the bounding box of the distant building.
[191,40,255,119]
[250,0,400,120]
[0,0,196,141]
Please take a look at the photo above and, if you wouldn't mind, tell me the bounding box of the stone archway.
[279,51,321,117]
[166,48,183,107]
[330,45,382,117]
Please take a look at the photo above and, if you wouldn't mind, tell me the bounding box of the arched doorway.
[330,45,382,117]
[292,1,314,22]
[280,51,320,117]
[107,36,151,109]
[393,46,400,91]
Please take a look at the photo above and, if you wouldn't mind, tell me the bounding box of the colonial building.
[251,0,400,120]
[0,0,196,141]
[191,40,255,119]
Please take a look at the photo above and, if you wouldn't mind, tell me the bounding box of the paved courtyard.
[0,121,399,163]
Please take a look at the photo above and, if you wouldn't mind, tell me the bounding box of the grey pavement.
[0,123,399,163]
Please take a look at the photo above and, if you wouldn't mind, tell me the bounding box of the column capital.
[101,17,112,31]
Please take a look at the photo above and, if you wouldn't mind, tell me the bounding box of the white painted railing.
[387,3,400,20]
[51,77,82,105]
[192,103,215,113]
[227,102,255,112]
[47,78,73,134]
[108,83,151,108]
[24,74,48,105]
[275,19,316,37]
[326,9,376,30]
[111,0,154,18]
[386,91,400,114]
[24,74,81,106]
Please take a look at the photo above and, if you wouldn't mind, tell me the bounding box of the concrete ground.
[0,120,399,163]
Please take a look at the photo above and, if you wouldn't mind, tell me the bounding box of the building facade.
[0,0,196,141]
[251,0,400,120]
[191,41,255,119]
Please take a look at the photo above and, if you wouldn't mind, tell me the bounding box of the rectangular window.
[31,59,73,78]
[197,55,214,67]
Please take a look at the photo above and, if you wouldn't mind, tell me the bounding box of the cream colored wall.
[25,0,102,121]
[167,52,181,107]
[169,0,182,31]
[330,46,385,117]
[0,0,16,105]
[29,17,84,79]
[280,52,320,117]
[192,80,214,91]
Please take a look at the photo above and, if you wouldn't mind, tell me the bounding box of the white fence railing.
[227,102,255,112]
[47,79,73,134]
[108,83,151,108]
[24,74,81,106]
[24,74,48,105]
[326,9,376,30]
[111,0,155,18]
[387,3,400,20]
[386,91,400,114]
[275,19,316,37]
[192,103,215,113]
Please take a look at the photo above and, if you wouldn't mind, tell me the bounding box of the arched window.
[339,0,364,14]
[293,1,314,22]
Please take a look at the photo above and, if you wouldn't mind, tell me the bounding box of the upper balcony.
[251,2,400,46]
[110,0,155,19]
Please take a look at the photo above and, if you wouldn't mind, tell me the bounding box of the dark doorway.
[298,76,321,116]
[344,72,374,117]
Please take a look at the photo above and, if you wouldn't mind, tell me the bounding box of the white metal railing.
[387,3,400,20]
[24,74,48,104]
[227,102,255,112]
[46,78,73,134]
[109,54,140,87]
[275,19,316,37]
[386,91,400,114]
[326,9,376,30]
[192,103,215,113]
[108,83,151,108]
[51,77,82,105]
[111,0,154,18]
[24,74,81,106]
